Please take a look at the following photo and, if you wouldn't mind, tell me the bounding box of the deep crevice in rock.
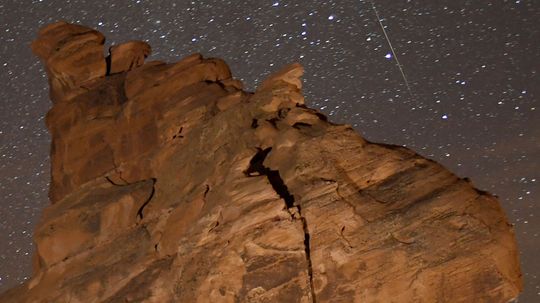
[105,52,112,76]
[204,79,227,90]
[244,148,316,302]
[339,226,354,249]
[105,176,125,186]
[314,112,327,122]
[203,184,210,198]
[299,206,317,303]
[137,178,157,220]
[244,147,294,208]
[292,122,312,130]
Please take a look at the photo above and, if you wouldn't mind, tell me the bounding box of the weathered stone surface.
[31,21,108,103]
[108,40,151,74]
[0,22,522,302]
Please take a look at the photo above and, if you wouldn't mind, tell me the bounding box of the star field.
[0,0,538,300]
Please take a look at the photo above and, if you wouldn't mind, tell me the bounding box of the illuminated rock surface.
[0,22,522,302]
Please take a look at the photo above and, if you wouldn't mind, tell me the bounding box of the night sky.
[0,0,538,300]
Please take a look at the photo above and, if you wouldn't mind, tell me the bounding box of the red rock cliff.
[0,21,522,302]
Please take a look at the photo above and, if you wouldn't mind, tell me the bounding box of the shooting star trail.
[369,1,416,102]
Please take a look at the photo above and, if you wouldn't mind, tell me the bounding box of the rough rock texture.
[0,21,522,302]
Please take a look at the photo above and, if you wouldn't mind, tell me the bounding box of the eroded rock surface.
[0,21,522,302]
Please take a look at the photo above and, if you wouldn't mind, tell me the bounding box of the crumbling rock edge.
[0,21,522,302]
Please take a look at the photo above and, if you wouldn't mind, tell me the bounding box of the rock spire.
[0,22,522,302]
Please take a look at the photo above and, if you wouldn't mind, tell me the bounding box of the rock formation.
[0,21,522,302]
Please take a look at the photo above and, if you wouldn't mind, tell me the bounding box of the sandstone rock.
[0,22,522,302]
[108,40,151,74]
[31,21,107,103]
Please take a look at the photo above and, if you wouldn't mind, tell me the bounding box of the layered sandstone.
[0,21,522,302]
